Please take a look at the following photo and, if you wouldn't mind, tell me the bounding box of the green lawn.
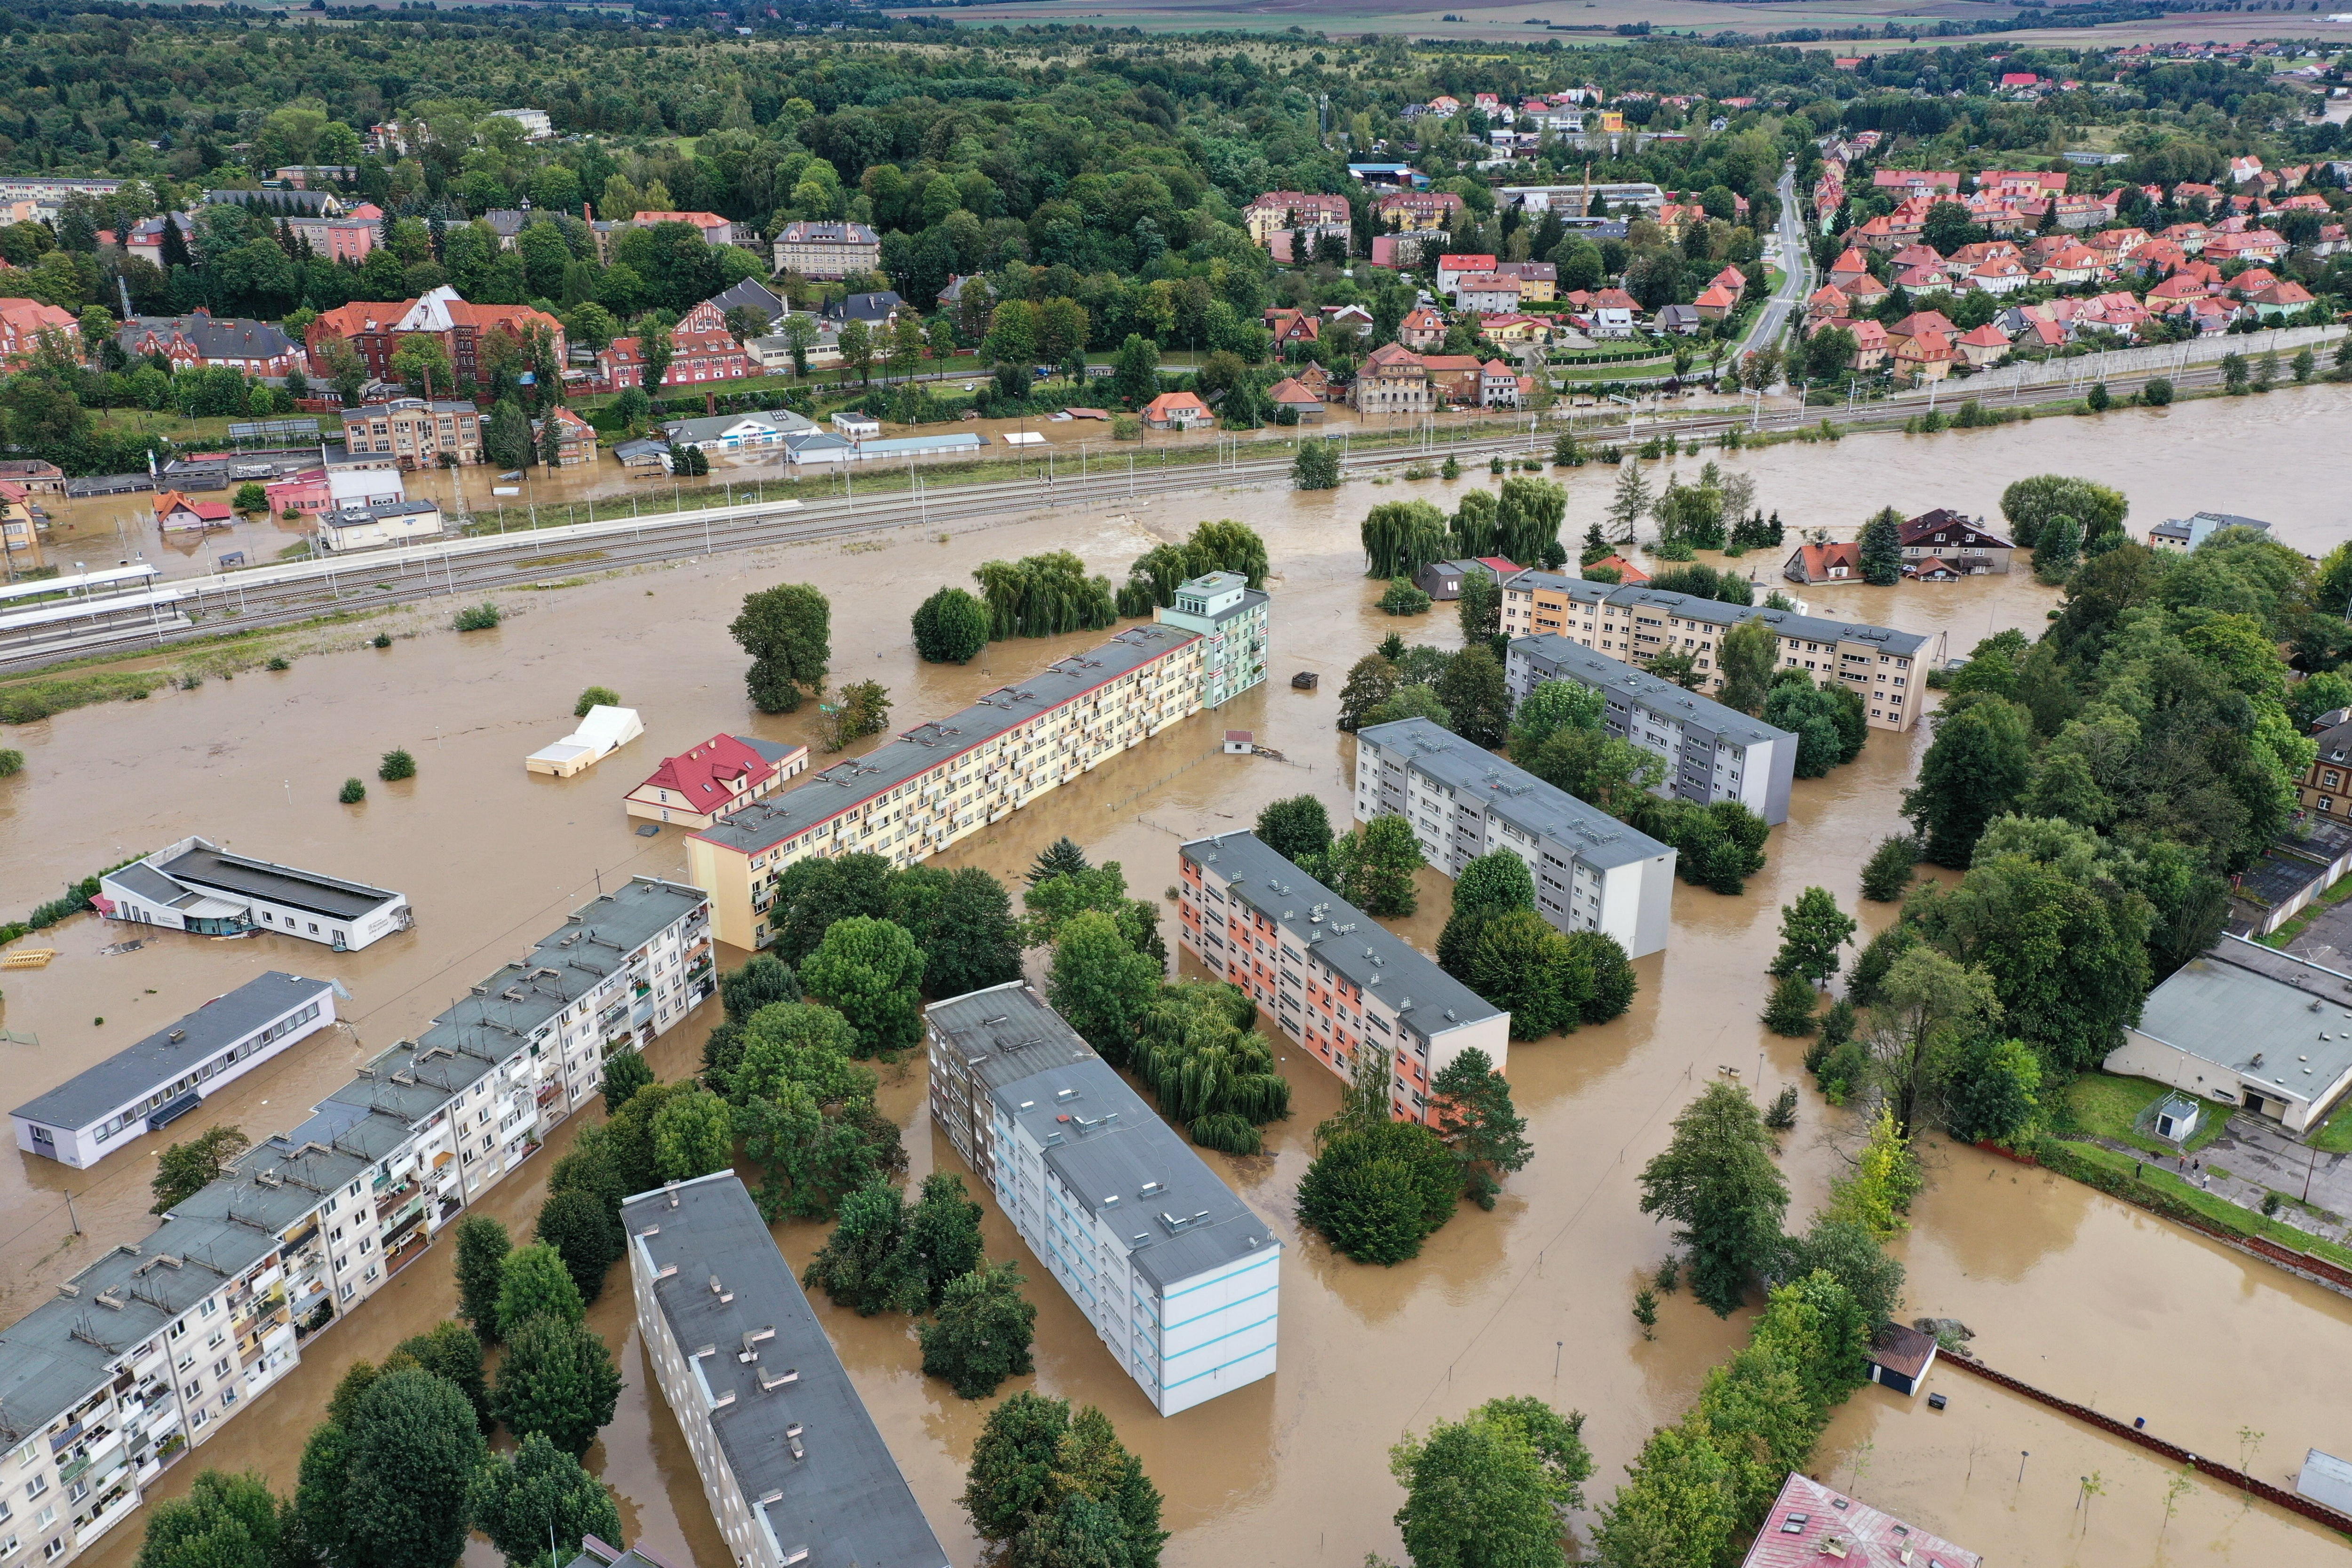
[2057,1138,2352,1272]
[2061,1072,2229,1155]
[2311,1101,2352,1154]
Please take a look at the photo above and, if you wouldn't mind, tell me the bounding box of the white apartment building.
[927,983,1281,1416]
[0,878,712,1568]
[623,1172,947,1568]
[1501,639,1801,825]
[1151,572,1269,710]
[689,592,1270,950]
[99,836,411,950]
[1353,717,1679,957]
[1178,833,1510,1122]
[13,973,337,1169]
[1497,572,1945,733]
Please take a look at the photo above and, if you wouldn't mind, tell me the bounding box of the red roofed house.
[154,489,234,533]
[1783,540,1862,583]
[1883,310,1957,346]
[2042,244,2105,285]
[2249,279,2316,318]
[1372,190,1465,231]
[1141,390,1213,430]
[1435,254,1499,294]
[1843,318,1888,370]
[1955,323,2010,368]
[2206,227,2287,263]
[535,406,599,467]
[1889,243,1944,274]
[1398,306,1447,350]
[1871,169,1961,196]
[1999,71,2041,88]
[1352,341,1432,414]
[1588,288,1639,337]
[2146,272,2214,304]
[1805,284,1851,321]
[1242,191,1352,252]
[307,286,566,383]
[1965,257,2032,294]
[1266,376,1325,420]
[624,210,739,246]
[1478,359,1522,408]
[1708,265,1748,301]
[0,297,80,367]
[1693,283,1740,322]
[624,734,810,829]
[1893,329,1955,383]
[1827,247,1873,290]
[1583,553,1649,584]
[1894,263,1950,295]
[1264,309,1321,349]
[592,298,752,390]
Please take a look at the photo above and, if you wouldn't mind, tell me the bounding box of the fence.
[1942,1354,2352,1535]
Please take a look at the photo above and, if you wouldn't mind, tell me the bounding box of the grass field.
[2061,1072,2230,1157]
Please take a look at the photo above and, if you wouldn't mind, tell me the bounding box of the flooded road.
[8,394,2352,1567]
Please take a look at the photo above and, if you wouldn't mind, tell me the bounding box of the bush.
[338,777,367,804]
[378,749,416,782]
[1377,578,1432,615]
[265,656,291,671]
[2143,376,2175,407]
[453,603,501,632]
[372,632,393,648]
[574,685,619,717]
[0,748,22,778]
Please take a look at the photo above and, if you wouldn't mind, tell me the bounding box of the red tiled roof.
[631,734,800,810]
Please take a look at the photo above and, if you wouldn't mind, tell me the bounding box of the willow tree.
[1495,475,1568,566]
[971,552,1119,639]
[1362,500,1450,580]
[1450,489,1499,557]
[1132,980,1290,1153]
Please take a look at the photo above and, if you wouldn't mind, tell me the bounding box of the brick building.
[305,286,565,385]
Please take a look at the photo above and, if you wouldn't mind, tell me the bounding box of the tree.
[921,1260,1039,1399]
[485,398,534,470]
[319,335,368,406]
[1865,946,2004,1137]
[468,1433,621,1568]
[488,1313,624,1457]
[1436,849,1537,975]
[1904,697,2035,867]
[1457,572,1503,646]
[1780,1215,1906,1329]
[1637,1081,1788,1316]
[1507,680,1603,758]
[1390,1399,1590,1568]
[1943,1035,2043,1146]
[136,1470,288,1568]
[1430,1048,1532,1208]
[730,583,831,715]
[769,853,900,963]
[337,1369,488,1568]
[722,954,801,1021]
[1857,507,1904,586]
[904,868,1023,998]
[152,1125,251,1214]
[1320,814,1423,916]
[895,1171,986,1311]
[1999,474,2128,548]
[817,679,891,753]
[1605,461,1652,543]
[453,1216,511,1342]
[804,1179,922,1315]
[495,1242,586,1340]
[1435,644,1511,748]
[1361,499,1451,579]
[598,1048,652,1114]
[573,685,620,719]
[1337,654,1399,732]
[1293,438,1341,490]
[533,1188,624,1306]
[1296,1118,1460,1264]
[1465,910,1588,1041]
[389,333,452,398]
[912,586,992,663]
[1110,333,1161,408]
[1762,972,1819,1037]
[1859,835,1919,903]
[962,1396,1165,1567]
[1566,931,1638,1025]
[2034,511,2082,584]
[232,481,269,517]
[1255,796,1333,865]
[651,1088,733,1181]
[1048,910,1162,1063]
[1824,1106,1921,1240]
[800,916,925,1057]
[1717,618,1779,716]
[837,318,873,384]
[1772,887,1855,987]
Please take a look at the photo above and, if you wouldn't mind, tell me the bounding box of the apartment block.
[1177,833,1510,1123]
[688,589,1271,950]
[1497,572,1945,732]
[623,1172,947,1568]
[769,220,881,280]
[1150,572,1268,709]
[1501,639,1801,825]
[1353,717,1679,956]
[0,878,712,1568]
[926,982,1281,1416]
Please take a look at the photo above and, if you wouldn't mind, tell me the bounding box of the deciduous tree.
[729,582,831,714]
[799,916,925,1057]
[468,1432,622,1568]
[1637,1082,1788,1316]
[920,1260,1038,1399]
[488,1314,624,1457]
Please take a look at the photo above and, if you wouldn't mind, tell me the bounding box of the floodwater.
[8,391,2352,1568]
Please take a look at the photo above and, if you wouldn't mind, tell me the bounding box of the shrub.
[372,632,393,648]
[1377,578,1433,615]
[2143,376,2175,407]
[378,749,416,782]
[338,777,367,804]
[574,685,619,716]
[453,602,501,632]
[265,656,291,671]
[0,748,22,778]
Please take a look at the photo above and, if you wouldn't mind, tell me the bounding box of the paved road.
[1736,160,1812,365]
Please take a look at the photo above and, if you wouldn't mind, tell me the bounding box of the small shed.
[1414,558,1484,600]
[1864,1322,1938,1398]
[526,705,645,778]
[2137,1090,2203,1145]
[1224,731,1255,755]
[2297,1449,2352,1515]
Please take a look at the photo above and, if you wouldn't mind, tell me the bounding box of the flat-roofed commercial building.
[2104,937,2352,1132]
[623,1172,948,1568]
[1501,638,1800,825]
[12,973,336,1168]
[1354,716,1679,955]
[1177,832,1510,1122]
[689,587,1271,951]
[0,879,714,1568]
[1497,573,1945,733]
[98,836,411,950]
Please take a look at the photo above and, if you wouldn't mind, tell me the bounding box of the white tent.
[525,705,645,777]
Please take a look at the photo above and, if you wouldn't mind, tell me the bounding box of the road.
[1736,159,1812,367]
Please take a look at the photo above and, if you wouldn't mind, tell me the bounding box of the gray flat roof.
[1180,831,1503,1035]
[110,860,195,909]
[13,971,334,1131]
[156,842,402,922]
[2134,938,2352,1104]
[1502,572,1938,658]
[735,735,803,766]
[1506,637,1799,751]
[622,1173,948,1568]
[992,1057,1277,1290]
[925,981,1099,1098]
[696,623,1198,859]
[1359,716,1679,870]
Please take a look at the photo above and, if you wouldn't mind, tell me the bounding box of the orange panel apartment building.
[1497,572,1946,733]
[1177,832,1509,1125]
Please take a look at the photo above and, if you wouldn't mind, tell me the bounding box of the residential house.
[2146,510,2270,552]
[336,399,486,468]
[625,734,810,829]
[1351,342,1432,414]
[2104,937,2352,1132]
[705,278,789,332]
[1141,391,1212,430]
[0,482,44,579]
[1265,309,1321,350]
[306,287,564,384]
[1373,190,1464,231]
[1693,283,1740,321]
[1479,314,1550,345]
[1827,247,1874,289]
[1398,306,1447,350]
[1266,376,1324,421]
[1893,263,1951,295]
[1435,253,1498,294]
[1739,1475,1979,1568]
[1954,322,2011,367]
[1805,283,1851,321]
[2296,710,2352,828]
[1419,354,1485,405]
[622,210,739,247]
[659,409,818,454]
[1964,256,2032,294]
[532,406,598,467]
[594,300,755,390]
[1900,512,2013,573]
[1451,272,1524,313]
[826,291,905,328]
[1478,358,1523,407]
[118,312,302,377]
[0,459,66,495]
[1583,553,1648,583]
[769,220,880,279]
[1587,288,1639,337]
[1242,191,1352,249]
[1843,318,1889,370]
[1656,303,1702,336]
[1783,541,1862,583]
[1892,329,1955,382]
[0,296,79,366]
[153,490,233,532]
[2249,280,2315,318]
[1493,260,1558,302]
[490,107,554,139]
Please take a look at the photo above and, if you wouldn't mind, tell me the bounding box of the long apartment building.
[623,1172,947,1568]
[1500,639,1801,825]
[688,578,1270,950]
[0,878,712,1568]
[1354,717,1678,956]
[925,982,1280,1416]
[1177,833,1509,1123]
[1497,572,1946,733]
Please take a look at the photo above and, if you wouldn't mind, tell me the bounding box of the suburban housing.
[97,836,411,950]
[623,1171,948,1568]
[2103,936,2352,1132]
[0,878,712,1568]
[1354,716,1679,956]
[11,973,337,1169]
[1177,832,1510,1123]
[1503,637,1800,824]
[925,982,1282,1415]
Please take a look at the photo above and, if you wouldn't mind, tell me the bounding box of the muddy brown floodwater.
[7,390,2352,1568]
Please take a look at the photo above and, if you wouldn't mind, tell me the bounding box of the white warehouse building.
[98,836,411,950]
